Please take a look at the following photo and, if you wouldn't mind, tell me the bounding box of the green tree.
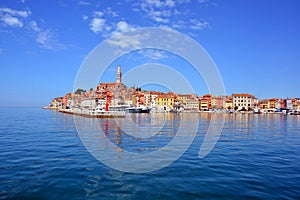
[75,88,86,95]
[241,107,247,111]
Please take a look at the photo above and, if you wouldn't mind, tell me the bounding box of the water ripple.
[0,108,300,199]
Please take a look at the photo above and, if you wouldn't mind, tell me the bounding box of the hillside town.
[46,65,300,115]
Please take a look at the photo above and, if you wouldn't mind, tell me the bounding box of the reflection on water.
[1,108,300,199]
[76,113,299,156]
[75,112,201,173]
[93,113,183,153]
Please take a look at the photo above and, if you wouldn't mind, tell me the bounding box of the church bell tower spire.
[116,64,122,84]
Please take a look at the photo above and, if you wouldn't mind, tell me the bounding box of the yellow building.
[155,94,175,111]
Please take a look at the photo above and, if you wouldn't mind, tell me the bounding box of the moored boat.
[141,107,151,113]
[126,107,143,113]
[126,107,151,113]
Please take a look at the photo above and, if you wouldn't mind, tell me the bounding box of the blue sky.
[0,0,299,107]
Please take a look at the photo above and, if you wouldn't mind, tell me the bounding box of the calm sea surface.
[0,107,300,199]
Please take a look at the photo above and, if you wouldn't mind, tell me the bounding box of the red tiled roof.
[232,93,253,97]
[157,94,175,98]
[98,82,120,87]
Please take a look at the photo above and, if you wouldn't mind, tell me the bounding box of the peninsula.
[45,65,300,116]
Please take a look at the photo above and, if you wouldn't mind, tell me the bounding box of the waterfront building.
[177,94,189,105]
[211,96,226,110]
[50,97,63,108]
[292,99,298,111]
[143,92,151,107]
[80,98,96,109]
[279,99,285,109]
[155,93,175,111]
[286,99,293,110]
[149,91,160,108]
[232,93,256,111]
[177,94,199,110]
[184,98,200,111]
[275,99,281,109]
[259,99,268,109]
[225,96,233,110]
[173,97,183,111]
[200,94,212,111]
[297,101,300,111]
[269,98,278,109]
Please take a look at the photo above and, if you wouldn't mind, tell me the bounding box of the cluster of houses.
[47,65,300,113]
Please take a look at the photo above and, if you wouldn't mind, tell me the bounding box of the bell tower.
[116,64,122,84]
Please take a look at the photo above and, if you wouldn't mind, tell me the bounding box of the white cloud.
[105,7,118,18]
[82,15,88,21]
[134,0,183,26]
[198,0,210,4]
[90,18,106,34]
[177,0,190,3]
[78,1,91,6]
[0,7,64,50]
[0,7,31,27]
[174,9,180,15]
[0,7,31,18]
[0,48,3,54]
[171,19,209,31]
[35,30,63,50]
[29,20,39,31]
[110,20,136,38]
[172,20,185,29]
[190,19,209,30]
[93,11,104,17]
[36,30,52,48]
[138,49,169,61]
[87,7,131,37]
[1,14,23,27]
[107,33,142,49]
[142,0,163,8]
[116,21,130,32]
[85,1,209,38]
[29,20,63,49]
[165,0,175,7]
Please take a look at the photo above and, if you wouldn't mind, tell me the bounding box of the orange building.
[200,94,212,111]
